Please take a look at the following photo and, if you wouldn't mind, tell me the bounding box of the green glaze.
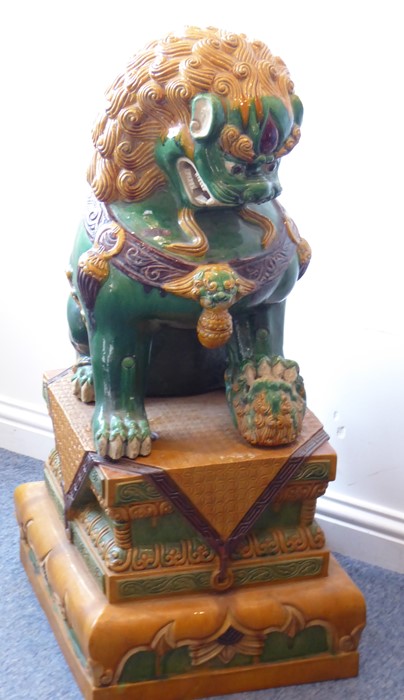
[88,467,104,501]
[68,43,309,459]
[118,571,212,598]
[160,647,194,677]
[111,194,282,261]
[130,510,203,546]
[70,522,105,591]
[26,535,88,669]
[261,626,328,662]
[119,651,157,684]
[233,557,323,586]
[294,461,331,481]
[231,521,325,562]
[117,625,329,684]
[244,501,301,534]
[115,480,164,505]
[67,629,87,671]
[69,207,304,460]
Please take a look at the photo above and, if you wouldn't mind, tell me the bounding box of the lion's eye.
[263,160,279,174]
[224,161,246,176]
[207,281,218,291]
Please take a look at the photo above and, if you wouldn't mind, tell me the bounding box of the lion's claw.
[125,437,141,460]
[94,412,151,460]
[96,434,109,458]
[108,436,125,461]
[72,363,94,403]
[139,435,152,457]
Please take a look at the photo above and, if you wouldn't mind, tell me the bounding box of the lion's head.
[88,27,303,213]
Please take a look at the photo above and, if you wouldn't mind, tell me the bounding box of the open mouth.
[177,158,220,207]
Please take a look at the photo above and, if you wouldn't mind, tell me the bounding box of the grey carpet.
[1,446,403,700]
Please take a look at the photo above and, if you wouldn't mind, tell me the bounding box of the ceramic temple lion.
[67,27,311,460]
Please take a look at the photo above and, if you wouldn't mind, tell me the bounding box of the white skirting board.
[317,494,404,574]
[0,396,54,461]
[1,396,403,574]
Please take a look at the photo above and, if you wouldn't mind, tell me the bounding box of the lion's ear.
[189,94,225,141]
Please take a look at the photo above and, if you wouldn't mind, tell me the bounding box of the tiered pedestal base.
[16,482,364,700]
[15,377,366,699]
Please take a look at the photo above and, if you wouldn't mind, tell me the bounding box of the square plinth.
[43,372,337,602]
[44,370,334,535]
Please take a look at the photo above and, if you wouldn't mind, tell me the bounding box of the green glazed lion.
[67,27,311,460]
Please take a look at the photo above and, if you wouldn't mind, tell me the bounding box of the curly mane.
[88,26,296,203]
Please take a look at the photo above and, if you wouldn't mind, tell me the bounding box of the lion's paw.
[72,362,95,403]
[94,412,152,460]
[225,356,306,447]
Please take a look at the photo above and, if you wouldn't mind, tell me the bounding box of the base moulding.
[16,481,365,700]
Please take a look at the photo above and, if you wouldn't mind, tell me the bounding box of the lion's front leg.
[90,325,152,460]
[225,303,306,446]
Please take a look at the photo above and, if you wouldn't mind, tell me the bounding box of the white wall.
[2,1,403,571]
